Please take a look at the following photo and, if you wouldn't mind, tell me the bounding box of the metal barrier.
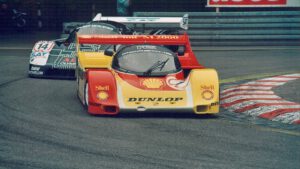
[134,11,300,46]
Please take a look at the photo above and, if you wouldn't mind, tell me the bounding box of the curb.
[221,73,300,124]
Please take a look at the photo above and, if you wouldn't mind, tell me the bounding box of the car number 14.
[33,41,55,52]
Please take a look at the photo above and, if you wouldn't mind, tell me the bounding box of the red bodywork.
[78,34,203,115]
[86,69,119,115]
[78,34,204,70]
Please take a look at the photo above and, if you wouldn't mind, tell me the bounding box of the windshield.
[113,45,181,76]
[77,24,119,35]
[78,23,119,52]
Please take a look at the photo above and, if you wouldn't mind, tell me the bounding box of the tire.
[84,82,89,108]
[76,77,80,96]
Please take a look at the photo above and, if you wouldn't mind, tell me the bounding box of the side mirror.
[178,46,185,56]
[104,49,114,56]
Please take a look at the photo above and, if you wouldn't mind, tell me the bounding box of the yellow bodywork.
[76,43,113,104]
[189,69,219,114]
[115,69,219,114]
[77,51,112,69]
[115,74,188,108]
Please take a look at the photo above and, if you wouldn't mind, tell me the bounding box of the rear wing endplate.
[93,13,188,30]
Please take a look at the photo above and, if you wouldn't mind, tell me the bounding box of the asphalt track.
[0,33,300,169]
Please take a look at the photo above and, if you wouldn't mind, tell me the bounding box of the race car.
[28,14,188,79]
[76,34,219,115]
[28,20,134,79]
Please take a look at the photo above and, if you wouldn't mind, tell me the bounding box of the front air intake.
[196,105,208,112]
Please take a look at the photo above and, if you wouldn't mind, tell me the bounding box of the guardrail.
[134,11,300,46]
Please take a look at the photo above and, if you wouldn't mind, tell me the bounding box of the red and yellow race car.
[76,34,219,115]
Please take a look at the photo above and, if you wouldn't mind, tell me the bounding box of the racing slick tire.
[84,82,89,109]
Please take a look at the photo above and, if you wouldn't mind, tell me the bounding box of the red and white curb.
[220,74,300,124]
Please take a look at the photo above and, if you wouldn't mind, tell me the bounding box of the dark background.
[1,0,300,31]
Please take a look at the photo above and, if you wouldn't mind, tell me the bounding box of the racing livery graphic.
[28,21,133,79]
[28,13,188,79]
[76,34,219,115]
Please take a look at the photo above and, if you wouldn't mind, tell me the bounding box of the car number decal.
[33,41,55,52]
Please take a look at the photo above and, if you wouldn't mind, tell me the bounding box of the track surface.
[0,44,300,168]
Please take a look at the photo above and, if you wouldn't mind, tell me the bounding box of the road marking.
[220,71,299,84]
[221,73,300,124]
[0,47,31,50]
[218,119,300,136]
[258,127,300,136]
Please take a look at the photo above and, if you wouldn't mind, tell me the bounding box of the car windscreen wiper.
[143,58,169,76]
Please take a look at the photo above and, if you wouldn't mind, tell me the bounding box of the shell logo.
[97,91,109,101]
[141,78,164,89]
[201,90,214,100]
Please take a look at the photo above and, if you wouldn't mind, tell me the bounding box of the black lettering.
[138,98,147,102]
[174,98,183,102]
[157,98,163,101]
[128,97,184,102]
[165,98,174,102]
[128,98,137,102]
[147,98,156,101]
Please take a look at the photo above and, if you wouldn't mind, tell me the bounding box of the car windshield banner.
[207,0,299,7]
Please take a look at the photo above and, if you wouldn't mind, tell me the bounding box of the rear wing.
[93,13,188,30]
[62,22,86,34]
[77,34,202,70]
[77,34,190,46]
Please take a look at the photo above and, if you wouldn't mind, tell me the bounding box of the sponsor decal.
[211,102,219,106]
[201,85,215,100]
[30,52,49,66]
[155,35,179,40]
[33,41,55,52]
[136,45,157,50]
[141,78,165,89]
[53,55,76,69]
[96,85,110,91]
[202,90,214,100]
[28,70,44,75]
[80,35,180,40]
[31,66,40,71]
[97,91,109,101]
[128,97,183,102]
[201,85,215,90]
[80,44,103,52]
[166,76,188,90]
